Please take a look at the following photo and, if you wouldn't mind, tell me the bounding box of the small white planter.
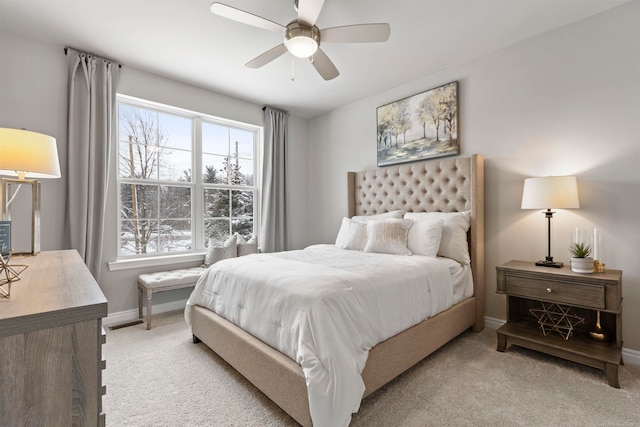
[571,257,594,273]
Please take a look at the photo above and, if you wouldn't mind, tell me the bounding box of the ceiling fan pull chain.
[291,56,296,81]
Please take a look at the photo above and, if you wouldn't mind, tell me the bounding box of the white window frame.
[109,94,261,271]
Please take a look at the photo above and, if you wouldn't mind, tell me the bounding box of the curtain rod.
[263,105,289,115]
[64,47,122,68]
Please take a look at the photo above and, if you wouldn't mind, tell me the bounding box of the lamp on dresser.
[0,128,61,255]
[521,175,579,268]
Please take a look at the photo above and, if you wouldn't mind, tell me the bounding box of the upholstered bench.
[137,267,206,330]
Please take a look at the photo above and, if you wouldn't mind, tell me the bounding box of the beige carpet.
[103,310,640,426]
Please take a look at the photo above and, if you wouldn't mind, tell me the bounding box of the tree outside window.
[117,98,257,257]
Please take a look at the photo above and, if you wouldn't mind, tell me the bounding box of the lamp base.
[535,260,564,268]
[1,178,41,255]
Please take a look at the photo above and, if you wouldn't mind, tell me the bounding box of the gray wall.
[0,29,310,315]
[0,32,67,254]
[307,2,640,350]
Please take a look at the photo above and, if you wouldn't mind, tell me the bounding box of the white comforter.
[185,244,454,427]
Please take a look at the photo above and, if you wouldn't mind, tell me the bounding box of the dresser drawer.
[504,275,605,309]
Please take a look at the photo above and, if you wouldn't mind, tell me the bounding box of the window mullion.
[194,117,203,250]
[227,129,233,237]
[156,183,161,255]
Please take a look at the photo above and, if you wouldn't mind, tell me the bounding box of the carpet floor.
[103,310,640,426]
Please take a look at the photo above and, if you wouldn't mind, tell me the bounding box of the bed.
[186,154,484,426]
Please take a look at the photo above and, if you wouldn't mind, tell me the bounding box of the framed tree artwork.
[376,81,459,166]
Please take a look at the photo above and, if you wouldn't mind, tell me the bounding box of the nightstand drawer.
[505,276,605,309]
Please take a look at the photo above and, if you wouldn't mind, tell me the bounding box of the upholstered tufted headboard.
[346,154,484,328]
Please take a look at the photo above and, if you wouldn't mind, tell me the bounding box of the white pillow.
[351,210,404,222]
[335,211,406,251]
[364,218,413,255]
[335,210,404,251]
[406,217,444,257]
[335,217,351,248]
[344,220,368,251]
[404,211,471,265]
[203,233,237,267]
[236,233,258,257]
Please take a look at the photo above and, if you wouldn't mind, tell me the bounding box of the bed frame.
[191,154,484,426]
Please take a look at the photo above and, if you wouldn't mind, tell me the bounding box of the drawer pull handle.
[546,287,552,293]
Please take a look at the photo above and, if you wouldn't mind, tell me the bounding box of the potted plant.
[569,242,594,273]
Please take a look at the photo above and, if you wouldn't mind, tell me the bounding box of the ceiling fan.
[210,0,391,80]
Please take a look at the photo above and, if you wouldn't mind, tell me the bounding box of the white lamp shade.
[521,176,580,209]
[0,128,61,179]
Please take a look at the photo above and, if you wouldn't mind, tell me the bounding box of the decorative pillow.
[335,211,406,251]
[364,218,413,255]
[236,233,258,257]
[406,217,444,257]
[203,233,237,267]
[344,220,368,251]
[404,211,471,265]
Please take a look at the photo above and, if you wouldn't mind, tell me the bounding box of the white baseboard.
[483,316,505,331]
[103,298,188,328]
[621,347,640,366]
[484,316,639,366]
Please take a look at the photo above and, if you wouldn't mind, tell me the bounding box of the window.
[116,96,259,258]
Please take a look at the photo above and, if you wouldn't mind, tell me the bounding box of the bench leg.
[138,285,143,319]
[146,288,153,330]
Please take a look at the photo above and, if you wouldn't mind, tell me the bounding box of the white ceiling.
[0,0,629,118]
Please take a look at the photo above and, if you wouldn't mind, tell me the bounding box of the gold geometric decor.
[0,252,28,299]
[529,302,585,340]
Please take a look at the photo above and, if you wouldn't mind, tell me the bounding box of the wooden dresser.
[0,250,108,426]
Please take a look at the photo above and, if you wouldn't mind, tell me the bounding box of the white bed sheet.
[440,256,474,305]
[185,244,461,427]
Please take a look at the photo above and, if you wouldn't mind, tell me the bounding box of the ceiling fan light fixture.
[285,36,318,58]
[210,2,390,81]
[284,22,320,58]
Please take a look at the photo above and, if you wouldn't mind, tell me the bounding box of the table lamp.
[521,176,579,268]
[0,128,61,255]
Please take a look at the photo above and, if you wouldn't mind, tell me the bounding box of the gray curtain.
[65,48,120,280]
[260,107,288,253]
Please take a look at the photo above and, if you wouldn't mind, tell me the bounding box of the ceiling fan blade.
[320,23,391,43]
[245,44,288,68]
[297,0,325,27]
[310,48,339,81]
[210,2,284,32]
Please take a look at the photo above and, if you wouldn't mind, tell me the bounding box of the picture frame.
[376,80,459,166]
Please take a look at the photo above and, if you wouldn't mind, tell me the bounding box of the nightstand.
[496,260,623,388]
